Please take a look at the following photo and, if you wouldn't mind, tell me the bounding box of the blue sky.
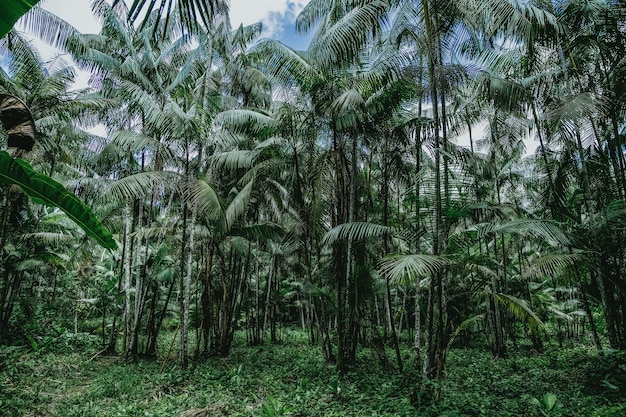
[228,0,312,50]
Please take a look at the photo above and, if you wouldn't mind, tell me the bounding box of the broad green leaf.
[0,151,117,249]
[543,393,557,411]
[0,0,41,39]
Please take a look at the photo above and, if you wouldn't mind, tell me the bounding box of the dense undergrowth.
[1,329,625,416]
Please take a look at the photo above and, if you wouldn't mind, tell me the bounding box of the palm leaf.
[210,149,262,171]
[254,39,319,89]
[491,292,545,333]
[378,254,448,283]
[0,151,117,249]
[183,178,223,222]
[445,314,485,353]
[105,171,179,202]
[214,109,277,135]
[18,5,78,50]
[523,253,583,279]
[23,231,75,246]
[231,222,284,241]
[308,1,389,69]
[322,221,396,246]
[224,179,254,232]
[122,0,228,37]
[476,218,571,247]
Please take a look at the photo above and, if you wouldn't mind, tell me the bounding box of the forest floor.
[1,329,625,416]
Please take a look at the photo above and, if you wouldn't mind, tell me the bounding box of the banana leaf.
[0,151,117,250]
[0,0,41,39]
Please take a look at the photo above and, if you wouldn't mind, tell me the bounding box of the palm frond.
[183,178,224,222]
[378,254,448,283]
[231,222,284,241]
[22,231,76,246]
[523,253,583,279]
[476,218,571,247]
[122,0,229,37]
[210,149,262,171]
[491,292,545,333]
[254,39,319,89]
[214,109,277,135]
[19,5,78,50]
[322,221,396,246]
[307,1,389,69]
[445,314,485,353]
[224,179,254,232]
[104,171,180,203]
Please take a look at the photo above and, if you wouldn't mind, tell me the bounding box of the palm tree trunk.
[122,199,133,353]
[180,201,197,368]
[332,125,350,374]
[201,241,214,353]
[422,0,447,381]
[128,199,146,357]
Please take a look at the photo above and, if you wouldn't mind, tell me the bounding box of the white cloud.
[39,0,102,34]
[229,0,309,40]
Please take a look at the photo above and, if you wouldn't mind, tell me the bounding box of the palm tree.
[0,30,117,341]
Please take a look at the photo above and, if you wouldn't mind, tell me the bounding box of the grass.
[1,330,625,416]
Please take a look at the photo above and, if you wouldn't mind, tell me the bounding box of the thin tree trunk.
[122,200,133,353]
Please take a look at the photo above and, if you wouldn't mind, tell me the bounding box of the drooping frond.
[182,178,223,222]
[445,314,485,353]
[122,0,229,37]
[22,231,76,246]
[465,262,499,281]
[210,149,262,171]
[322,221,397,246]
[214,109,277,135]
[109,130,174,162]
[491,292,545,334]
[475,218,571,247]
[104,171,180,203]
[224,179,254,232]
[476,0,561,42]
[307,1,389,69]
[378,254,448,284]
[523,253,583,279]
[18,5,78,51]
[231,222,284,242]
[254,39,319,89]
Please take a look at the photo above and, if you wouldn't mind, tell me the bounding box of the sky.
[37,0,313,50]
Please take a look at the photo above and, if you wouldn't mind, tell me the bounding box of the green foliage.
[2,332,625,417]
[0,151,117,249]
[529,393,560,416]
[0,0,40,39]
[583,349,626,399]
[254,395,295,417]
